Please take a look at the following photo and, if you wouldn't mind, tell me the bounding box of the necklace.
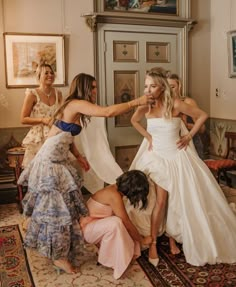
[40,88,52,98]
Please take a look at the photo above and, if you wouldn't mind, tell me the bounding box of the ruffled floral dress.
[22,88,61,168]
[18,132,88,261]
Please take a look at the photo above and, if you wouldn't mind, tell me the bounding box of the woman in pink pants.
[80,170,152,279]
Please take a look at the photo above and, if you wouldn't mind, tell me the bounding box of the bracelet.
[151,240,157,244]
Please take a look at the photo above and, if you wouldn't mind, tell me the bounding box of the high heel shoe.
[148,240,159,267]
[148,257,159,267]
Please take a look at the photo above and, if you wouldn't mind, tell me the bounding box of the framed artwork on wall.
[3,33,65,88]
[94,0,191,18]
[227,30,236,78]
[104,0,178,15]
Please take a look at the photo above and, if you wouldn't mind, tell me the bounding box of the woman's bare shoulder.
[184,97,197,106]
[92,184,120,205]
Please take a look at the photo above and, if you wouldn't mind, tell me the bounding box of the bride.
[127,67,236,267]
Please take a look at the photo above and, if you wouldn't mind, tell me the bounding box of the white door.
[97,23,187,170]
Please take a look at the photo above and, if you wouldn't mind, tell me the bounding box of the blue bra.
[54,120,82,136]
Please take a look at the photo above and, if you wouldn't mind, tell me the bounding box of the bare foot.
[169,237,180,255]
[53,259,78,274]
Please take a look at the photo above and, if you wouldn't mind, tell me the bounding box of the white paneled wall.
[210,0,236,120]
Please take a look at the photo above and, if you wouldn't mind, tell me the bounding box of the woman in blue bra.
[18,73,154,274]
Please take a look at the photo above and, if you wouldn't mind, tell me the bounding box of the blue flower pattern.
[18,132,88,261]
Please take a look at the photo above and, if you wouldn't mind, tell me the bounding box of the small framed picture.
[227,30,236,77]
[3,33,65,88]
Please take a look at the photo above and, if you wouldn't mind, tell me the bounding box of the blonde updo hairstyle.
[146,67,174,119]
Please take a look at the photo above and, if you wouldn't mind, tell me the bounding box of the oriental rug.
[137,235,236,287]
[0,224,35,287]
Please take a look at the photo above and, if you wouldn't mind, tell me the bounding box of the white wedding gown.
[129,117,236,266]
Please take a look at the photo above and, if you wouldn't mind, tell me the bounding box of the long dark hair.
[116,170,149,210]
[52,73,96,126]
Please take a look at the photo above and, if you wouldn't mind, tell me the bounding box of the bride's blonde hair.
[146,67,174,119]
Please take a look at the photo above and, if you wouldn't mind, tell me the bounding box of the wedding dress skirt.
[74,117,123,193]
[129,117,236,266]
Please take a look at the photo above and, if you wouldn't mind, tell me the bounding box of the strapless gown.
[130,117,236,266]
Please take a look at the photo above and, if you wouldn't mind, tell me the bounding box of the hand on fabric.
[77,155,90,171]
[41,117,51,125]
[147,137,153,151]
[176,133,192,150]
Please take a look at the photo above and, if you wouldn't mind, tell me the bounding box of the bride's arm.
[131,106,152,141]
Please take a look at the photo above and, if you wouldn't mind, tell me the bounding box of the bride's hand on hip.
[176,134,192,150]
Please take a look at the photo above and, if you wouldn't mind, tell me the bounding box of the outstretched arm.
[66,94,154,119]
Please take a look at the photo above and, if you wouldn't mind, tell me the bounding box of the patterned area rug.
[0,224,35,287]
[137,235,236,287]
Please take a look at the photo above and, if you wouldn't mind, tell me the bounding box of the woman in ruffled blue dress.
[18,73,154,274]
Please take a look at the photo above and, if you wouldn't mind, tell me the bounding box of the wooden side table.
[6,146,25,212]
